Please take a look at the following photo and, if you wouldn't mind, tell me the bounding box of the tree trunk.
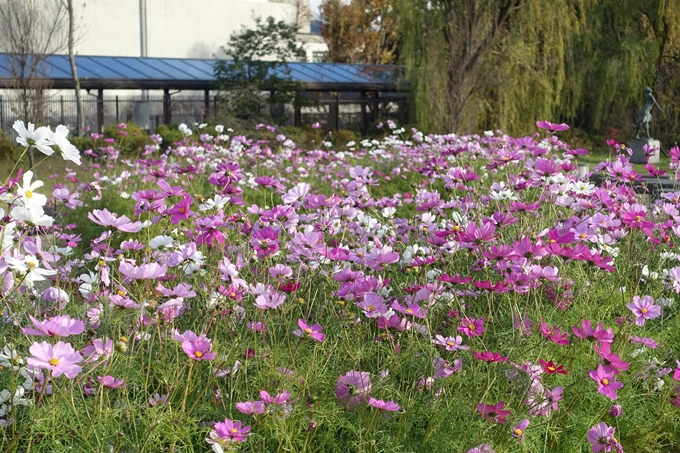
[65,0,83,136]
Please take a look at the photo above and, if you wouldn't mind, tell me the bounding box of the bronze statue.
[635,86,663,139]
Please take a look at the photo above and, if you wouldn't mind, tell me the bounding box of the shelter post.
[163,89,171,125]
[97,89,104,133]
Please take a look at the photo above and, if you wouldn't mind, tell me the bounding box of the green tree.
[214,16,307,125]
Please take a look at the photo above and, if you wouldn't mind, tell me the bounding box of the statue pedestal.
[629,138,660,164]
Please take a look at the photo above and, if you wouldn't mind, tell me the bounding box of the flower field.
[1,119,680,452]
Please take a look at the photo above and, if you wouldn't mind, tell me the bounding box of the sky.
[309,0,321,19]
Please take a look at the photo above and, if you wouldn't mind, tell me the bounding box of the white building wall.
[72,0,314,59]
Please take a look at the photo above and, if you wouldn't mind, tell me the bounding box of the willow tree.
[396,0,593,133]
[573,0,680,136]
[397,0,680,139]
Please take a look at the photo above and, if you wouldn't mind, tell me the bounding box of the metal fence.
[0,93,409,140]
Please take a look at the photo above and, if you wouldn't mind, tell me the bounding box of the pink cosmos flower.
[536,120,569,132]
[82,338,114,363]
[119,262,167,281]
[626,295,661,326]
[629,335,658,349]
[572,320,614,343]
[391,301,428,319]
[260,390,291,405]
[477,401,511,424]
[511,419,529,444]
[209,418,251,443]
[27,341,83,378]
[87,209,142,233]
[458,318,485,337]
[587,422,620,453]
[181,334,216,361]
[589,364,623,400]
[97,375,125,388]
[368,397,400,411]
[434,335,469,351]
[336,370,372,410]
[236,400,265,415]
[254,292,286,310]
[293,319,326,343]
[22,314,85,337]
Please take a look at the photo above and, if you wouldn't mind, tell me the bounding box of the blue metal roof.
[0,54,404,91]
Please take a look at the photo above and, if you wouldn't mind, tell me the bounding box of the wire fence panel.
[0,93,409,141]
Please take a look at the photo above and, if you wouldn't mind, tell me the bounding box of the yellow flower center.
[406,308,413,313]
[548,366,556,371]
[635,215,641,222]
[367,305,375,312]
[27,262,36,269]
[25,190,33,198]
[514,428,523,436]
[446,341,455,348]
[49,358,59,366]
[117,290,126,297]
[195,351,203,358]
[468,323,475,331]
[179,208,186,214]
[305,328,312,335]
[230,428,238,434]
[640,308,647,314]
[602,378,609,385]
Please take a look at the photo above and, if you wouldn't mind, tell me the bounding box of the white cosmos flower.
[5,255,56,288]
[0,343,23,370]
[46,125,81,165]
[16,171,47,214]
[12,120,53,156]
[0,209,16,251]
[10,206,53,226]
[149,235,174,249]
[79,271,98,297]
[199,195,229,211]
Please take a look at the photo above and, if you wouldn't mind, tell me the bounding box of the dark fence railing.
[0,93,409,140]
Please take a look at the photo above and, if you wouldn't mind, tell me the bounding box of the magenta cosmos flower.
[458,318,486,337]
[336,370,372,410]
[27,341,83,378]
[473,351,508,363]
[477,401,511,424]
[293,319,326,343]
[588,364,623,401]
[22,314,85,337]
[626,295,661,326]
[167,194,193,224]
[572,319,614,343]
[98,375,125,388]
[368,397,400,411]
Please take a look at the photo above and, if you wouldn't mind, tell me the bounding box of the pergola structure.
[0,54,406,133]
